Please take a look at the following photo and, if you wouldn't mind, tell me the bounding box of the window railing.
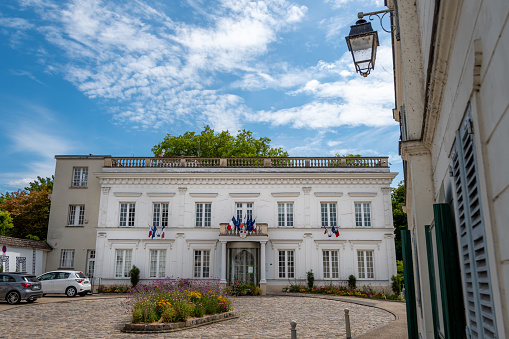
[104,156,389,168]
[219,223,268,236]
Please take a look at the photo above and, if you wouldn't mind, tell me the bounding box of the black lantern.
[345,19,379,77]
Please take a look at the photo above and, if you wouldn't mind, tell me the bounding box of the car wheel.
[6,291,21,305]
[66,286,77,297]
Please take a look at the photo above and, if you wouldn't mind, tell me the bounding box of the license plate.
[33,285,40,290]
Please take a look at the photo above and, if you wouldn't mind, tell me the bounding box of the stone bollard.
[345,308,351,339]
[290,320,297,339]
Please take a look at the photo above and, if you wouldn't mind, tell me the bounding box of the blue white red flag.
[228,216,235,231]
[252,218,257,233]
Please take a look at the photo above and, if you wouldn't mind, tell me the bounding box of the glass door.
[228,248,259,285]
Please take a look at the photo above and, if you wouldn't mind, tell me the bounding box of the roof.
[0,236,52,251]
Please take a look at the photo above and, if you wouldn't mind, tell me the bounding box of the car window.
[38,272,56,281]
[24,276,39,282]
[55,272,71,279]
[75,272,86,279]
[0,275,16,282]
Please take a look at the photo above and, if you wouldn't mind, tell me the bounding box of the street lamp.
[345,8,395,77]
[345,19,379,77]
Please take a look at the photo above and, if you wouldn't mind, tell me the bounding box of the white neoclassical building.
[46,155,397,293]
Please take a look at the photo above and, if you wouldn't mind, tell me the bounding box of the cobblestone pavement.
[0,295,396,338]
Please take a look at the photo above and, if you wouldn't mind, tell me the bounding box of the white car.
[37,271,91,297]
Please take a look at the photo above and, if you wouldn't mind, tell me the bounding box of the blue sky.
[0,0,402,193]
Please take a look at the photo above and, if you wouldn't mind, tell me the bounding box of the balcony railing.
[104,156,389,168]
[219,223,268,236]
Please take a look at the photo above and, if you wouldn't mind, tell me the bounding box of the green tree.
[392,181,407,260]
[24,176,54,192]
[0,209,14,236]
[0,176,53,240]
[152,125,289,157]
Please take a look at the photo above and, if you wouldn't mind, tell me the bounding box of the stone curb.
[122,311,238,333]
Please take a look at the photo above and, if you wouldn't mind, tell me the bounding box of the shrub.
[230,280,248,296]
[129,265,140,287]
[307,270,315,289]
[174,300,193,322]
[348,275,357,289]
[132,308,144,323]
[391,275,402,295]
[162,307,177,322]
[193,304,205,318]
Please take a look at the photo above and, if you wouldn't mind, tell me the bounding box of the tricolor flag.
[228,216,235,231]
[247,215,252,232]
[160,225,166,238]
[324,227,328,235]
[240,214,246,230]
[252,218,257,233]
[149,225,157,239]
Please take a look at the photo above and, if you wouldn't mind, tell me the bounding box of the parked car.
[37,271,91,297]
[0,273,44,304]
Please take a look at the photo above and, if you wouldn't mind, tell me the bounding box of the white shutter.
[451,105,497,338]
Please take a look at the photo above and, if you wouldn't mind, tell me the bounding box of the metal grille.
[16,257,26,273]
[451,106,497,338]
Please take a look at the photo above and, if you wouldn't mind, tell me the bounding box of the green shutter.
[401,230,419,339]
[425,224,440,338]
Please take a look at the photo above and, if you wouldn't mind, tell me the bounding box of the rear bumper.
[23,290,44,300]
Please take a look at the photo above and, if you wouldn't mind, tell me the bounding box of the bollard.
[290,320,297,339]
[344,308,351,339]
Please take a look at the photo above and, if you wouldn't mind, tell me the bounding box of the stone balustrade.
[219,223,268,236]
[103,156,389,168]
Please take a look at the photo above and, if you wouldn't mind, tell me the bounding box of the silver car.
[37,271,91,297]
[0,273,44,304]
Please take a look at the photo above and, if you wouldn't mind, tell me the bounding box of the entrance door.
[228,248,258,285]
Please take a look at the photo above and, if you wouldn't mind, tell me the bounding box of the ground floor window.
[60,249,75,268]
[322,250,339,279]
[278,250,295,278]
[150,249,166,278]
[357,250,374,279]
[86,250,95,278]
[194,250,210,278]
[115,249,132,278]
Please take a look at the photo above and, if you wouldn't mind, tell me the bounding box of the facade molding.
[314,192,343,197]
[229,193,260,198]
[147,192,176,198]
[399,140,431,160]
[113,192,142,197]
[348,192,377,197]
[189,193,219,198]
[271,192,300,197]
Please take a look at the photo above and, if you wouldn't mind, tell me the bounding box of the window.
[451,106,498,336]
[355,203,372,227]
[119,203,136,227]
[278,203,294,227]
[60,249,75,268]
[235,202,253,222]
[150,250,166,278]
[357,250,374,279]
[16,257,26,273]
[153,203,169,227]
[115,249,132,278]
[72,167,88,187]
[322,250,339,279]
[195,203,211,227]
[68,205,85,226]
[86,250,95,278]
[193,250,210,278]
[278,250,295,278]
[321,203,337,227]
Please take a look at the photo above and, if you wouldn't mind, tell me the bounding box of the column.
[220,241,227,287]
[381,187,392,228]
[260,241,267,295]
[178,187,187,227]
[302,187,312,227]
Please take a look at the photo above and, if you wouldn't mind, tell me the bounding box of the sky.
[0,0,402,193]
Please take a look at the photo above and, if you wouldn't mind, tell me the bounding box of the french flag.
[228,216,235,231]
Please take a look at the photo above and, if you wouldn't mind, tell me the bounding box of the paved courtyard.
[0,295,401,338]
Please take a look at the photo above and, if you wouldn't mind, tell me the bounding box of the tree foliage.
[0,209,14,236]
[392,181,407,260]
[0,176,53,240]
[24,175,54,192]
[152,125,289,158]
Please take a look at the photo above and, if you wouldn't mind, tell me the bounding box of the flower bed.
[97,284,131,293]
[126,278,233,324]
[283,283,404,301]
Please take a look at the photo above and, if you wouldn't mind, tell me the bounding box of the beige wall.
[46,156,105,272]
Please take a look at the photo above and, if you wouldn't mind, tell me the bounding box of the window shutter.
[451,106,497,338]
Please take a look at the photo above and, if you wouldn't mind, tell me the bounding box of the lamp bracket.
[357,9,394,33]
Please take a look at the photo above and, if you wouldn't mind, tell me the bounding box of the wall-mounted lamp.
[345,8,395,77]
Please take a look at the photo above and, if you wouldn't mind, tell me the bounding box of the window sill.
[65,225,84,228]
[58,267,75,270]
[69,186,88,189]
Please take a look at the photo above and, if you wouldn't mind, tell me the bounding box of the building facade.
[0,236,51,275]
[46,155,397,293]
[388,0,509,337]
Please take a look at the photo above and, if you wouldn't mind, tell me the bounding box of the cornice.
[271,192,300,197]
[347,192,377,197]
[314,192,343,197]
[97,176,395,187]
[189,193,218,198]
[399,140,431,160]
